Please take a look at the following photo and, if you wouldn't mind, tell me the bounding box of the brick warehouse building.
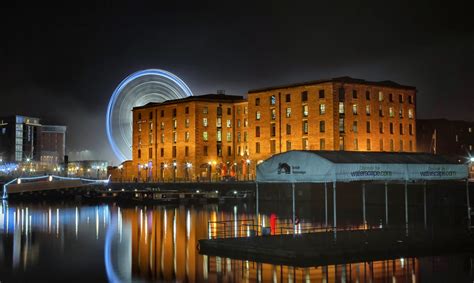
[110,77,417,182]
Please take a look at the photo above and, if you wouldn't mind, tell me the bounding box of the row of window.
[137,105,238,121]
[252,121,414,138]
[254,104,414,121]
[255,90,414,106]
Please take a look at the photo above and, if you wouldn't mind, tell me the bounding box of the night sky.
[1,1,473,164]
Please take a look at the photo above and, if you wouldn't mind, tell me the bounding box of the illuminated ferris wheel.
[106,69,193,162]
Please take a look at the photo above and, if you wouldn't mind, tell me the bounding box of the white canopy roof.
[256,151,468,183]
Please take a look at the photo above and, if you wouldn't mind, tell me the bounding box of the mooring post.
[385,182,389,226]
[423,182,427,229]
[324,182,328,227]
[255,182,259,228]
[467,179,471,229]
[333,181,337,237]
[362,183,366,227]
[405,181,409,227]
[292,182,296,235]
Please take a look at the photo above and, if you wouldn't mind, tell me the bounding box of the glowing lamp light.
[246,159,251,164]
[233,190,238,195]
[470,157,474,162]
[196,190,200,193]
[48,176,53,182]
[17,179,21,184]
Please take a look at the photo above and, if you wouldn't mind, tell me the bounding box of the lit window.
[303,121,308,134]
[270,95,276,105]
[216,117,222,127]
[226,119,231,128]
[226,132,232,142]
[389,107,394,117]
[256,111,261,120]
[185,132,190,142]
[303,105,309,117]
[271,109,276,120]
[408,109,414,119]
[173,119,177,129]
[203,107,208,114]
[203,118,208,127]
[173,132,177,143]
[366,105,370,115]
[319,104,325,115]
[286,107,292,118]
[185,118,190,128]
[352,104,358,115]
[302,138,309,150]
[217,130,222,142]
[339,102,345,114]
[203,132,208,141]
[378,91,384,101]
[353,121,358,133]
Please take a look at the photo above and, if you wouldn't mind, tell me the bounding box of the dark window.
[172,146,177,157]
[227,108,231,115]
[256,142,260,153]
[203,146,208,156]
[409,124,413,135]
[320,139,325,150]
[270,140,276,154]
[399,123,403,135]
[320,121,325,133]
[138,149,141,158]
[173,109,177,117]
[227,146,232,156]
[286,140,291,150]
[217,107,222,116]
[366,121,371,133]
[352,90,357,99]
[409,96,413,104]
[271,124,276,137]
[301,91,308,102]
[338,88,345,101]
[390,123,394,134]
[256,126,260,137]
[161,110,164,117]
[255,98,260,106]
[149,148,152,159]
[149,112,153,120]
[399,94,403,103]
[319,89,325,99]
[138,113,142,120]
[217,144,222,157]
[379,122,384,133]
[365,91,370,100]
[160,148,164,157]
[389,93,393,102]
[285,94,291,102]
[286,124,291,135]
[185,107,189,114]
[185,146,189,157]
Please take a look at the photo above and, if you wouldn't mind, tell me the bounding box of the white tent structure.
[255,151,471,233]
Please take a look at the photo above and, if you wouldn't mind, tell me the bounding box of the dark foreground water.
[0,199,473,282]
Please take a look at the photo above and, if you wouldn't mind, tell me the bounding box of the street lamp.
[173,161,177,183]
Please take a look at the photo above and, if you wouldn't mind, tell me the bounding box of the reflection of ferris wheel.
[106,69,193,162]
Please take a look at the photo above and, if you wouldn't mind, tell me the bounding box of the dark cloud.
[1,0,473,164]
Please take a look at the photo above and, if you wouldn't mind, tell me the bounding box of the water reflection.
[0,201,472,282]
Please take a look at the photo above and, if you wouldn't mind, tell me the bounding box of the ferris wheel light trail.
[106,69,193,162]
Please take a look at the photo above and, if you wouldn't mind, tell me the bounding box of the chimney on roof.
[217,89,226,95]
